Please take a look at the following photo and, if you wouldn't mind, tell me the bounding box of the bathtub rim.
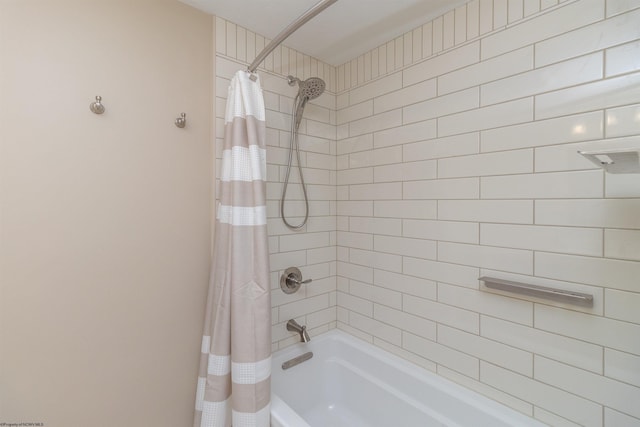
[271,328,545,427]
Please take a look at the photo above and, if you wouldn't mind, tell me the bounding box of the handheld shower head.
[287,75,326,100]
[299,77,325,100]
[281,74,326,231]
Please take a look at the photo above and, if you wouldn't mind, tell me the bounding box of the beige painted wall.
[0,1,214,425]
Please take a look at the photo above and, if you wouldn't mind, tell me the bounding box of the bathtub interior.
[271,330,545,427]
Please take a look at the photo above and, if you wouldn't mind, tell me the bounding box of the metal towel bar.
[480,276,594,306]
[282,352,313,370]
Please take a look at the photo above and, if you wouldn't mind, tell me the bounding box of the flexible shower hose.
[280,94,310,230]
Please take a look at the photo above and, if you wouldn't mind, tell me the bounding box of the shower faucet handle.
[280,267,312,294]
[290,276,312,285]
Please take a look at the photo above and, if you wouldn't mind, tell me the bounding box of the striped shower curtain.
[194,70,271,427]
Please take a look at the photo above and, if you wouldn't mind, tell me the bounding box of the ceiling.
[179,0,467,66]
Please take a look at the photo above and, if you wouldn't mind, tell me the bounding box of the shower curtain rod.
[247,0,338,77]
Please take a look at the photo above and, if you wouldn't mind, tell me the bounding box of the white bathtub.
[271,329,546,427]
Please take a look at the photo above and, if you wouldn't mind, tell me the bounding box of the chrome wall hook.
[175,112,186,128]
[89,96,105,114]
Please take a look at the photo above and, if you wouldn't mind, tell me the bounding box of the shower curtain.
[194,70,271,427]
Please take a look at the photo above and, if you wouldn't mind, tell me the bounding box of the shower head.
[288,75,326,100]
[299,77,325,100]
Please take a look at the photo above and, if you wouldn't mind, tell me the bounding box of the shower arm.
[247,0,338,76]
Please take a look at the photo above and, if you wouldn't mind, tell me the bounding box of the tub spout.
[286,319,310,343]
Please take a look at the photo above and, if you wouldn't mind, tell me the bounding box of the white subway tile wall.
[215,0,640,424]
[334,0,640,425]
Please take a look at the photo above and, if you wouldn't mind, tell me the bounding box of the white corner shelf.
[578,148,640,174]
